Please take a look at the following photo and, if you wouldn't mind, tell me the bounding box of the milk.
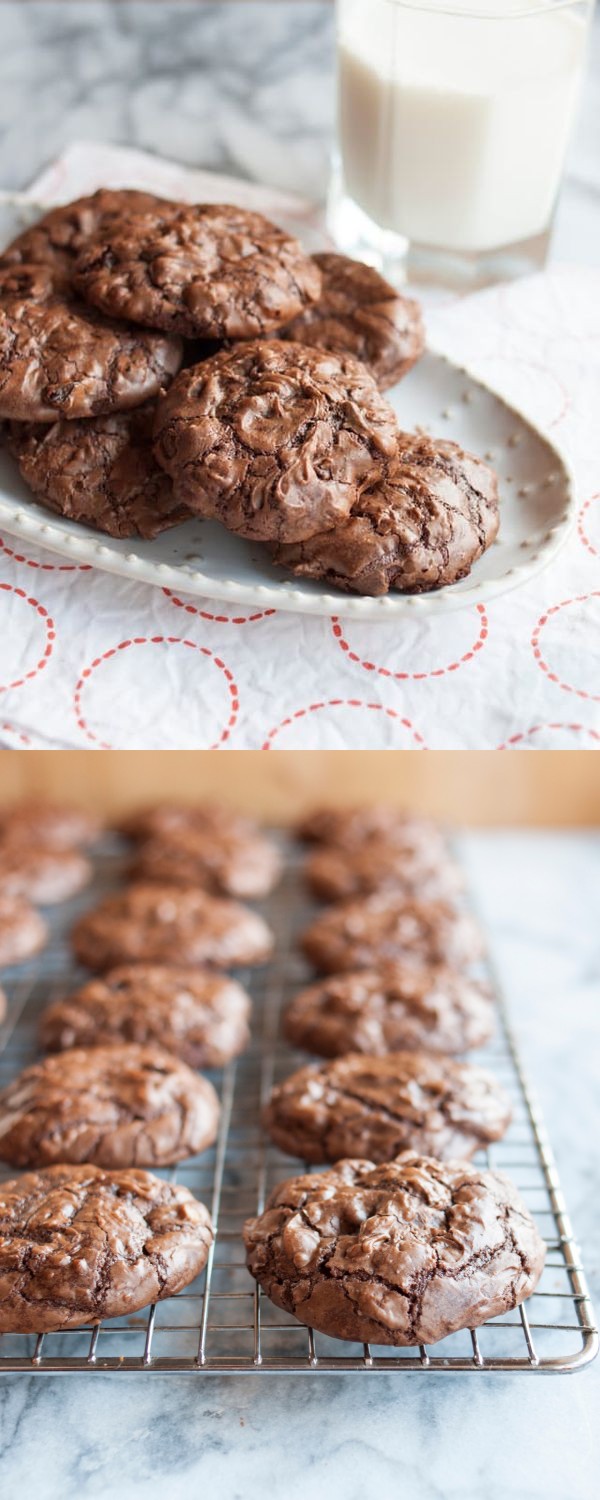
[337,0,588,253]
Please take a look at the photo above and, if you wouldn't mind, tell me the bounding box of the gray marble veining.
[0,829,599,1500]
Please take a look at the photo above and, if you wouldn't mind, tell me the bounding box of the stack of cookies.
[0,190,499,595]
[244,804,546,1347]
[0,799,278,1335]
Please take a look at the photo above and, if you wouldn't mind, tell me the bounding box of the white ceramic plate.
[0,196,574,621]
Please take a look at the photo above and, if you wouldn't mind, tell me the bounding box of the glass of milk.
[330,0,593,286]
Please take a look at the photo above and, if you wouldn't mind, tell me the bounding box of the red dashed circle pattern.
[163,587,276,625]
[531,592,600,703]
[74,636,239,750]
[0,582,55,694]
[262,699,426,750]
[498,722,600,749]
[332,604,488,682]
[0,537,91,572]
[577,496,600,560]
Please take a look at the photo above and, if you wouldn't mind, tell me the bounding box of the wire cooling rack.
[0,835,597,1375]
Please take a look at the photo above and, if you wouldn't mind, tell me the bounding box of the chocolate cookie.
[8,404,191,539]
[132,826,281,900]
[0,1043,220,1170]
[304,842,464,904]
[0,801,100,849]
[0,843,92,905]
[152,340,399,543]
[283,963,495,1059]
[0,1163,213,1332]
[40,964,251,1069]
[0,189,176,291]
[0,894,48,967]
[281,253,424,390]
[301,894,483,974]
[120,802,255,844]
[0,263,182,422]
[297,805,448,855]
[71,883,273,971]
[273,433,499,595]
[244,1153,545,1346]
[263,1051,511,1164]
[74,202,322,339]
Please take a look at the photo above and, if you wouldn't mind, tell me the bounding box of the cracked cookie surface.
[273,433,499,594]
[297,806,448,855]
[132,824,281,899]
[0,801,99,849]
[74,203,322,338]
[264,1050,511,1163]
[283,962,495,1059]
[152,339,400,543]
[0,189,175,292]
[71,882,273,971]
[281,252,424,390]
[0,263,182,422]
[0,1042,220,1169]
[41,963,251,1070]
[7,403,191,538]
[301,893,483,974]
[0,1163,213,1332]
[0,841,92,905]
[243,1153,546,1345]
[304,840,464,903]
[0,893,48,967]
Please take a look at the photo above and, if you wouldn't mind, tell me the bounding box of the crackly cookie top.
[8,403,191,539]
[0,892,48,968]
[0,841,91,906]
[0,189,177,291]
[71,882,274,971]
[132,824,281,900]
[41,963,252,1070]
[281,252,424,390]
[304,840,464,904]
[263,1050,511,1164]
[0,1163,213,1332]
[0,801,100,850]
[243,1153,546,1346]
[73,202,322,338]
[297,806,448,854]
[0,263,183,422]
[0,1042,220,1170]
[283,962,495,1058]
[301,892,483,974]
[273,433,499,595]
[120,802,256,843]
[153,339,399,543]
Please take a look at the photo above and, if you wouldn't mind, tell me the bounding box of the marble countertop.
[0,828,599,1500]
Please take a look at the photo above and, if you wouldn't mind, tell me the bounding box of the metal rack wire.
[0,836,597,1374]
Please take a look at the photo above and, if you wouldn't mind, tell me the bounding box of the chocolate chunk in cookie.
[0,189,177,292]
[8,404,191,538]
[0,894,48,968]
[132,825,281,900]
[273,433,499,595]
[281,253,424,390]
[0,263,182,422]
[0,843,92,905]
[301,893,483,974]
[283,963,495,1059]
[0,801,100,850]
[264,1050,511,1164]
[297,805,448,854]
[0,1043,220,1169]
[0,1163,213,1332]
[40,964,251,1070]
[71,883,273,971]
[244,1154,545,1345]
[153,340,399,543]
[304,841,464,904]
[74,202,322,338]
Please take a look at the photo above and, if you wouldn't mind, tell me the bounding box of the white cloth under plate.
[1,142,599,751]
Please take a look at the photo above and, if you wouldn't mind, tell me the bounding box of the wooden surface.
[0,752,598,826]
